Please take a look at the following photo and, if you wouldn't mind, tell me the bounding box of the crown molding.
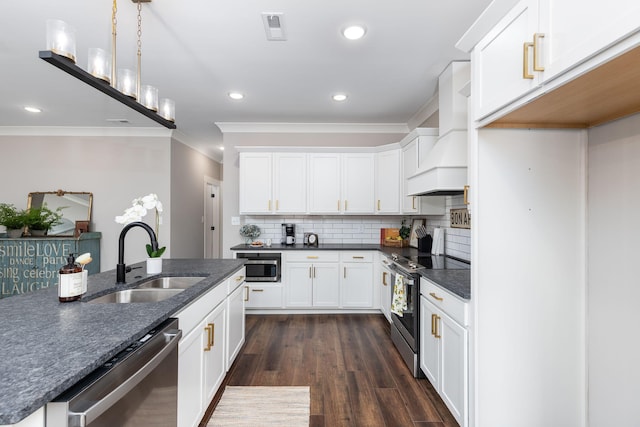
[214,122,409,134]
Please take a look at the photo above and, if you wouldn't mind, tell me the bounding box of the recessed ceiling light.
[342,25,366,40]
[332,94,348,102]
[24,106,42,113]
[228,92,244,100]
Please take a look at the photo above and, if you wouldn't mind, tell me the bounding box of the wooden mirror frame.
[27,190,93,236]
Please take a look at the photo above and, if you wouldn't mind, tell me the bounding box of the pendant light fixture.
[39,0,176,129]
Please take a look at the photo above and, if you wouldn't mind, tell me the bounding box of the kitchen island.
[0,258,245,426]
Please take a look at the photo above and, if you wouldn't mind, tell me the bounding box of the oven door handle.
[69,328,182,426]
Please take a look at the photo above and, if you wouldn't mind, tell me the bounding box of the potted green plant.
[25,204,64,236]
[0,203,28,238]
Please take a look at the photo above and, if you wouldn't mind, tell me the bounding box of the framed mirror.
[27,190,93,236]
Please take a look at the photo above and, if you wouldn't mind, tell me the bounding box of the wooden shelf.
[486,45,640,129]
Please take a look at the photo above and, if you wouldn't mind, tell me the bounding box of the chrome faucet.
[116,221,159,284]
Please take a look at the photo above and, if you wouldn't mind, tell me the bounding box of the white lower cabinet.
[244,283,283,308]
[379,258,393,322]
[176,267,245,427]
[340,252,374,308]
[420,278,468,427]
[285,261,340,308]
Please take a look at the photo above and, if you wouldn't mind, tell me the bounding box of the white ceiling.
[0,0,491,162]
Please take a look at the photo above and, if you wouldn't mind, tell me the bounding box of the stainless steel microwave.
[236,252,281,282]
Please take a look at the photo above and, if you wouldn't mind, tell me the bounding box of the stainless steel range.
[385,252,469,377]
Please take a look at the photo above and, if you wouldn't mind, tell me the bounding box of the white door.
[340,263,373,308]
[204,180,220,259]
[420,296,440,386]
[312,263,340,307]
[285,263,313,307]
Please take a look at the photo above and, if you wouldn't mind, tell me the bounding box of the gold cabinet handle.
[276,200,279,211]
[523,42,534,79]
[412,196,416,210]
[309,266,312,278]
[204,325,212,351]
[377,200,381,211]
[463,185,470,205]
[533,33,545,71]
[252,289,264,292]
[352,256,364,259]
[235,275,245,282]
[434,315,441,339]
[344,200,348,211]
[431,313,436,336]
[343,267,346,279]
[429,292,443,302]
[313,267,317,278]
[268,200,272,211]
[338,200,341,211]
[382,271,388,286]
[244,285,249,301]
[209,323,215,347]
[307,256,319,259]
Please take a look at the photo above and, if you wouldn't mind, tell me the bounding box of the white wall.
[170,139,222,258]
[0,133,220,271]
[424,194,471,261]
[474,128,586,427]
[587,113,640,426]
[221,131,406,257]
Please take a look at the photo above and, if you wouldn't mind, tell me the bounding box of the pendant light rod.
[111,0,117,86]
[39,50,176,129]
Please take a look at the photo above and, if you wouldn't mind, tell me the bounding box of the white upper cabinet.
[239,152,306,214]
[539,0,640,82]
[308,153,342,214]
[239,153,273,214]
[273,153,307,213]
[375,150,401,214]
[474,0,540,120]
[471,0,640,123]
[343,153,376,214]
[401,137,446,215]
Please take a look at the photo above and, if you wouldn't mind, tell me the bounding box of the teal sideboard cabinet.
[0,232,101,299]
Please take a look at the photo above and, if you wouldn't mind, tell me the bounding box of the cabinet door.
[340,263,373,308]
[273,153,307,213]
[226,284,245,371]
[203,303,226,404]
[474,0,540,120]
[342,153,375,214]
[312,263,340,307]
[285,263,313,307]
[439,310,468,427]
[419,296,440,386]
[402,141,420,213]
[308,154,341,213]
[375,150,401,214]
[540,0,640,82]
[178,325,206,427]
[239,153,273,214]
[245,284,283,308]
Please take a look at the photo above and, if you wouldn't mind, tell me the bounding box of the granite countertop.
[231,243,471,300]
[0,258,245,425]
[419,270,471,300]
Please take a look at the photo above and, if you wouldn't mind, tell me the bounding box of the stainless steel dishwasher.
[47,318,182,427]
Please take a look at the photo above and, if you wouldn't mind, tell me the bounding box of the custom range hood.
[407,61,469,196]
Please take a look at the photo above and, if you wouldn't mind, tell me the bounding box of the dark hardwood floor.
[201,314,459,427]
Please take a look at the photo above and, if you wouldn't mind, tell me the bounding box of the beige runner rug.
[208,386,310,427]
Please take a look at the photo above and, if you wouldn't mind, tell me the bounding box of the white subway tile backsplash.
[241,200,471,259]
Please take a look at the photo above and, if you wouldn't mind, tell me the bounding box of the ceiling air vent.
[262,13,286,41]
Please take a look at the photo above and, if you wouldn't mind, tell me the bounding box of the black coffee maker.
[282,223,296,245]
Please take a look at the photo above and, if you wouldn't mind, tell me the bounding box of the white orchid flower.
[141,193,159,210]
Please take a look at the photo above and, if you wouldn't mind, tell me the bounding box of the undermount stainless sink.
[87,288,184,304]
[134,276,206,290]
